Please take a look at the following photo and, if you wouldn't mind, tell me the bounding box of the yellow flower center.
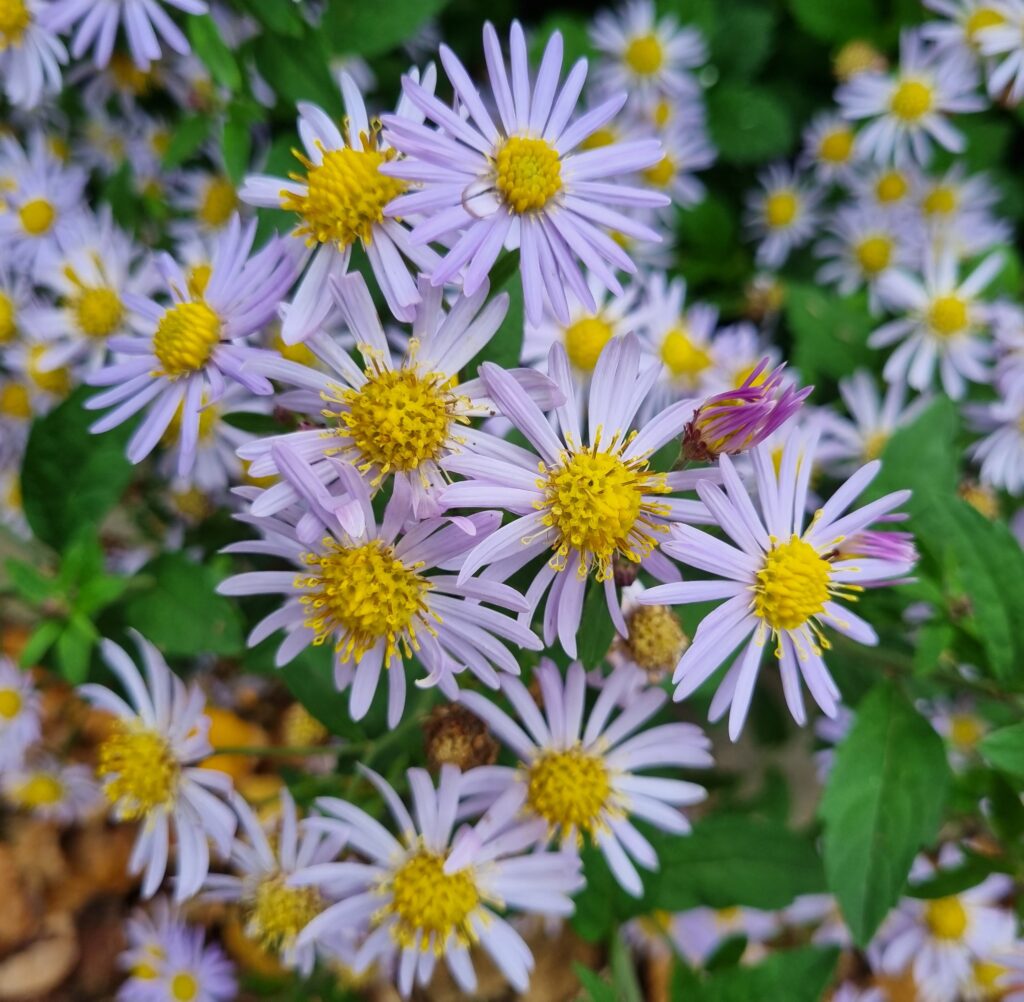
[27,345,70,396]
[0,382,30,419]
[966,7,1005,41]
[19,198,55,236]
[765,191,798,228]
[818,128,854,164]
[298,539,434,664]
[169,972,199,1002]
[876,170,909,203]
[387,850,480,950]
[890,79,933,121]
[972,960,1008,994]
[625,604,687,673]
[281,702,328,747]
[922,185,957,217]
[660,328,713,382]
[97,723,180,819]
[0,0,30,46]
[642,155,675,188]
[754,536,832,632]
[863,429,889,461]
[526,747,612,835]
[109,52,155,94]
[538,446,670,581]
[581,127,616,150]
[0,292,16,343]
[247,874,323,954]
[284,139,406,248]
[948,712,984,750]
[333,366,459,478]
[924,897,968,940]
[274,332,317,368]
[653,98,672,128]
[187,263,212,299]
[161,397,219,445]
[12,773,64,808]
[927,294,968,337]
[150,130,171,158]
[855,235,893,276]
[0,687,22,718]
[625,33,664,75]
[199,176,238,228]
[564,316,613,373]
[153,301,221,377]
[494,136,563,215]
[72,286,124,338]
[834,40,885,81]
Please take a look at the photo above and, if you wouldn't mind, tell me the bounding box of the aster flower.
[47,0,208,70]
[967,394,1024,494]
[815,205,911,305]
[926,696,990,768]
[290,765,583,997]
[871,247,1001,398]
[679,359,811,462]
[800,112,859,183]
[921,0,1009,60]
[1,752,102,824]
[84,216,296,476]
[169,169,243,236]
[203,788,343,975]
[441,334,717,657]
[978,0,1024,102]
[79,631,237,901]
[744,164,824,269]
[848,162,921,214]
[0,657,41,771]
[638,433,914,739]
[0,265,34,353]
[380,20,669,326]
[237,271,549,521]
[0,0,66,109]
[837,30,985,165]
[457,658,711,895]
[27,207,159,375]
[816,370,931,475]
[913,164,1010,256]
[671,905,780,966]
[639,123,716,210]
[589,0,707,101]
[991,300,1024,398]
[711,323,782,389]
[241,68,440,340]
[219,446,541,726]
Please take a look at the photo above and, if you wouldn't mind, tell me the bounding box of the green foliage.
[787,0,880,43]
[980,723,1024,777]
[322,0,451,58]
[20,388,135,552]
[187,14,242,91]
[472,251,524,371]
[163,115,212,170]
[784,284,876,386]
[674,946,839,1002]
[577,583,618,669]
[710,3,777,80]
[820,682,951,945]
[251,30,342,114]
[708,85,795,164]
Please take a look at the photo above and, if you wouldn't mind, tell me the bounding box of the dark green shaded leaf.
[163,115,211,169]
[577,583,617,669]
[708,85,794,164]
[788,0,880,43]
[187,15,242,91]
[322,0,451,58]
[685,946,839,1002]
[784,284,875,386]
[980,723,1024,776]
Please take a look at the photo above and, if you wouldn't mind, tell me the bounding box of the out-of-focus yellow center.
[927,294,968,337]
[876,170,909,203]
[247,874,323,954]
[0,382,30,419]
[11,773,64,808]
[660,328,712,381]
[0,292,16,343]
[765,191,798,228]
[819,128,854,164]
[626,604,687,673]
[19,198,55,236]
[0,0,30,47]
[643,155,675,187]
[855,235,893,276]
[72,286,124,338]
[97,723,180,819]
[890,79,933,121]
[924,897,968,940]
[922,185,957,217]
[564,316,613,373]
[0,687,22,718]
[625,33,664,75]
[965,7,1005,42]
[169,972,199,1001]
[27,345,71,396]
[948,712,984,750]
[199,176,238,228]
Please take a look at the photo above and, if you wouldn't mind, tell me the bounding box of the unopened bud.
[423,704,498,771]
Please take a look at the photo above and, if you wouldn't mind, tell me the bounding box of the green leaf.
[162,115,211,170]
[235,0,305,37]
[576,583,616,669]
[528,15,594,65]
[907,849,1009,898]
[784,284,875,386]
[820,682,950,945]
[685,946,839,1002]
[121,554,243,656]
[56,614,98,684]
[788,0,880,43]
[252,31,341,114]
[187,14,241,91]
[867,397,959,502]
[711,4,776,80]
[221,105,255,184]
[979,723,1024,777]
[573,965,617,1002]
[5,558,56,603]
[473,266,523,372]
[707,84,794,164]
[322,0,451,58]
[18,619,62,668]
[20,387,135,551]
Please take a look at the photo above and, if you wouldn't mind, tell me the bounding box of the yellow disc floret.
[169,972,199,1002]
[247,874,323,954]
[625,604,687,674]
[625,33,664,75]
[298,539,434,663]
[0,382,30,419]
[948,713,985,750]
[819,128,854,164]
[924,897,968,940]
[387,849,480,950]
[97,722,180,819]
[966,7,1005,42]
[494,136,563,215]
[660,328,712,382]
[876,170,909,204]
[754,535,832,632]
[922,185,957,217]
[284,138,406,248]
[27,345,70,396]
[855,235,893,276]
[764,191,798,228]
[890,79,933,121]
[199,176,238,228]
[10,772,64,808]
[526,747,612,836]
[0,0,30,46]
[0,687,22,718]
[642,155,675,188]
[538,445,670,580]
[72,286,124,338]
[19,198,55,236]
[927,294,968,337]
[0,292,16,343]
[153,301,221,377]
[564,316,613,373]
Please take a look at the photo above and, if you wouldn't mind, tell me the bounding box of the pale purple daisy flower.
[240,68,441,341]
[237,271,556,521]
[967,393,1024,494]
[800,112,859,183]
[978,0,1024,103]
[0,657,41,771]
[441,334,717,658]
[84,216,296,476]
[991,300,1024,399]
[218,445,541,726]
[920,0,1009,62]
[79,631,237,902]
[47,0,208,71]
[871,246,1001,399]
[290,765,583,997]
[456,658,712,896]
[202,788,344,975]
[671,905,780,966]
[1,752,102,824]
[380,20,669,326]
[836,29,985,165]
[640,123,716,211]
[638,432,914,739]
[744,163,824,269]
[0,0,66,109]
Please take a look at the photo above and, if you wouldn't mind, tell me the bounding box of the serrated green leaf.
[820,681,950,945]
[707,84,794,164]
[20,388,135,551]
[187,14,241,91]
[979,723,1024,776]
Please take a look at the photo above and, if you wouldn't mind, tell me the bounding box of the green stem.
[209,744,350,758]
